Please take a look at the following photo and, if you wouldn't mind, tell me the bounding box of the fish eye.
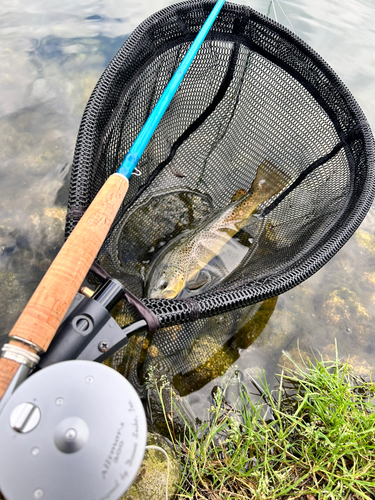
[159,279,168,290]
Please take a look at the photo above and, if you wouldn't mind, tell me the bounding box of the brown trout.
[146,160,290,299]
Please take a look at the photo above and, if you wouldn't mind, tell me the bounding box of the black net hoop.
[67,0,375,331]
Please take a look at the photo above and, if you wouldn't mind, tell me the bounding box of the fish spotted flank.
[146,160,290,299]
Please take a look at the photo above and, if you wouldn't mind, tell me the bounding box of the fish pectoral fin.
[186,270,210,290]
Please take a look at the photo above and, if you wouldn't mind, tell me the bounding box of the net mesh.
[66,1,375,394]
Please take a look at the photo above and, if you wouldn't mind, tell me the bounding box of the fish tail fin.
[249,160,291,203]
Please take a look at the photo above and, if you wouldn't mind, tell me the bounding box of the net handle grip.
[0,174,128,400]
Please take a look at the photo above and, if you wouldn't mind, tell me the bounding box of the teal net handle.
[117,0,226,179]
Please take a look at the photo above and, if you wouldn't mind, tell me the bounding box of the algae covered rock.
[363,271,375,288]
[355,229,375,255]
[321,286,372,347]
[347,355,374,378]
[121,432,179,500]
[322,287,369,324]
[172,339,239,397]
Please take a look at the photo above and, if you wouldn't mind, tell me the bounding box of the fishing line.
[271,0,278,22]
[267,0,295,32]
[144,445,170,500]
[274,0,295,32]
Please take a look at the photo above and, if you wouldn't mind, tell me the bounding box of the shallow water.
[0,0,375,420]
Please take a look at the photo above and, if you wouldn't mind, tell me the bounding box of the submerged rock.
[355,229,375,255]
[121,432,179,500]
[254,309,298,355]
[321,287,372,348]
[0,202,67,342]
[322,287,369,324]
[28,206,66,256]
[243,365,264,382]
[323,344,374,378]
[172,339,239,397]
[278,347,313,372]
[347,355,374,378]
[363,271,375,288]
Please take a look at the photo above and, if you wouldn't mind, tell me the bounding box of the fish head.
[147,264,185,299]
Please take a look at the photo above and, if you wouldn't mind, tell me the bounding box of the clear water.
[1,0,375,416]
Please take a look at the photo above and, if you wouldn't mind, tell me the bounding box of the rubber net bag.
[65,0,375,395]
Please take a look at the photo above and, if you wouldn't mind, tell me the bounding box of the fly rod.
[0,0,226,403]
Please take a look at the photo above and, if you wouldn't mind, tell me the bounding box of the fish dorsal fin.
[249,160,290,199]
[231,189,247,203]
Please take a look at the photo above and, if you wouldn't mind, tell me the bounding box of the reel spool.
[0,360,147,500]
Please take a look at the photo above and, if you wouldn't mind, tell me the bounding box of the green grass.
[152,349,375,500]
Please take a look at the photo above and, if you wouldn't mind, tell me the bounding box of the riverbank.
[147,346,375,499]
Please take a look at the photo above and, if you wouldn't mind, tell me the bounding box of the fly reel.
[0,360,147,500]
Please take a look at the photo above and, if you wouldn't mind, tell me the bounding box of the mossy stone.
[121,432,179,500]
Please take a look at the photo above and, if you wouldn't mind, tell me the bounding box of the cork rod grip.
[0,173,129,400]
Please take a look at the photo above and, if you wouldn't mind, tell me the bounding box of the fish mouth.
[151,289,178,300]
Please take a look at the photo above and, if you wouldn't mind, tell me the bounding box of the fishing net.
[66,1,375,395]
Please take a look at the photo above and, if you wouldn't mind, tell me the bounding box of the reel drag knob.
[0,360,147,500]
